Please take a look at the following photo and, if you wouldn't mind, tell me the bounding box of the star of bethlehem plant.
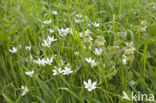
[33,57,54,66]
[83,79,97,92]
[21,86,29,96]
[85,57,97,67]
[25,70,34,77]
[25,46,31,51]
[52,63,73,75]
[41,36,57,47]
[93,48,103,56]
[9,47,17,53]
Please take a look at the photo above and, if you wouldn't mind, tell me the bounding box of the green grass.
[0,0,156,103]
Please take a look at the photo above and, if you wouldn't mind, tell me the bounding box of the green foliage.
[0,0,156,103]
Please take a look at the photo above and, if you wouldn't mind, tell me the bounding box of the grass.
[0,0,156,103]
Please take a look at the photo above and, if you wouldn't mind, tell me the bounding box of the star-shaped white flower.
[85,57,93,63]
[52,10,57,15]
[25,46,31,51]
[85,57,97,67]
[90,60,97,67]
[21,85,29,96]
[129,80,136,86]
[47,36,57,42]
[9,47,17,53]
[62,66,73,75]
[92,22,100,27]
[49,29,54,33]
[41,40,51,47]
[52,66,63,75]
[74,51,79,56]
[45,57,54,65]
[43,19,51,24]
[122,55,128,64]
[93,48,102,56]
[25,70,34,77]
[34,58,46,66]
[83,79,97,91]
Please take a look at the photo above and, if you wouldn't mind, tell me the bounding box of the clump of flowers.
[52,66,63,75]
[94,35,106,49]
[85,57,97,67]
[83,79,97,92]
[81,29,93,50]
[75,14,84,23]
[43,19,51,24]
[41,36,57,47]
[57,28,73,37]
[123,42,135,64]
[52,62,73,75]
[34,57,54,66]
[139,20,148,32]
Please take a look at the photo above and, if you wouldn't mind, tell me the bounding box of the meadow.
[0,0,156,103]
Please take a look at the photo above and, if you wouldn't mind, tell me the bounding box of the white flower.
[62,66,73,75]
[52,10,57,15]
[75,18,84,23]
[85,29,92,35]
[58,28,70,36]
[25,46,31,51]
[129,80,136,86]
[52,67,63,75]
[85,57,93,64]
[42,40,51,47]
[21,86,29,96]
[83,79,97,91]
[47,36,57,42]
[9,47,17,53]
[141,26,147,32]
[92,22,100,27]
[45,57,54,65]
[93,48,103,56]
[76,14,83,18]
[43,19,51,24]
[122,55,127,64]
[79,32,83,37]
[86,57,97,67]
[25,70,34,77]
[88,23,91,26]
[124,42,135,55]
[49,29,54,33]
[90,60,97,67]
[34,58,46,66]
[30,55,33,60]
[74,51,79,56]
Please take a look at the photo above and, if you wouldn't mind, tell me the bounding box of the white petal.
[92,81,97,86]
[88,79,91,84]
[83,81,88,86]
